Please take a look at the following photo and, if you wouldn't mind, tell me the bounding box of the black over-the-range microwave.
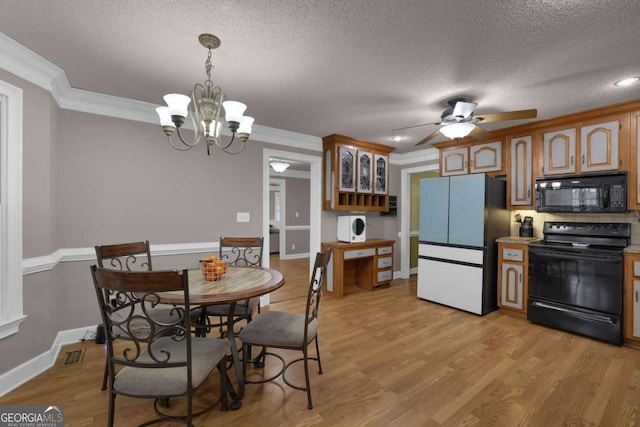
[535,172,627,213]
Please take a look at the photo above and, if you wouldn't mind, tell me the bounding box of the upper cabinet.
[540,114,627,176]
[322,134,395,211]
[440,140,504,176]
[542,127,577,175]
[628,110,640,210]
[507,134,534,209]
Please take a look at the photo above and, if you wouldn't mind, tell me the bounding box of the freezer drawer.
[418,243,484,265]
[417,257,483,315]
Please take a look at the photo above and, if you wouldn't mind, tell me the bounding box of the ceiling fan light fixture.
[440,122,475,139]
[270,160,290,173]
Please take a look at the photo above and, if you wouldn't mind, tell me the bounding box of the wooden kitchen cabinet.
[440,147,468,176]
[439,140,504,176]
[627,110,640,209]
[540,114,627,176]
[541,126,577,175]
[322,134,394,211]
[507,134,534,209]
[497,242,528,315]
[623,253,640,345]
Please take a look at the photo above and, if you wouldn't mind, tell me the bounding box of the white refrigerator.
[417,174,510,315]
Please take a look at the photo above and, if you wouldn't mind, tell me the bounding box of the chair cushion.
[205,303,250,317]
[238,311,317,349]
[204,298,259,317]
[113,337,229,396]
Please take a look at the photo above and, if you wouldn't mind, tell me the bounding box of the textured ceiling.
[1,0,639,153]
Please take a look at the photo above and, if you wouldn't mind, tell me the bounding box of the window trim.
[0,79,25,339]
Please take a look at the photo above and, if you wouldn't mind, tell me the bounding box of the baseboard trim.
[0,325,97,397]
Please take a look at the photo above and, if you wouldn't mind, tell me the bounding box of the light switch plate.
[236,212,250,222]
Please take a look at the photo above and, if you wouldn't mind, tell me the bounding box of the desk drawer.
[378,246,393,255]
[377,270,392,282]
[377,256,393,269]
[344,248,376,260]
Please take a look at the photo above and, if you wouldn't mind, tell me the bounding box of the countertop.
[624,245,640,254]
[496,236,540,245]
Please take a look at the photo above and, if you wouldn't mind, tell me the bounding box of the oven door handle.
[531,301,617,326]
[529,249,622,263]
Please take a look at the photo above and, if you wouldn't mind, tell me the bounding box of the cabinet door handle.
[464,161,468,169]
[519,273,522,283]
[636,291,639,302]
[527,189,531,198]
[582,154,585,165]
[570,155,574,166]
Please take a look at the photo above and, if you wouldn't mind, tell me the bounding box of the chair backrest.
[304,248,332,339]
[95,241,153,271]
[90,266,193,384]
[219,237,264,267]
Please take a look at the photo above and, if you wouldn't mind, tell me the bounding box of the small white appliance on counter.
[337,215,366,243]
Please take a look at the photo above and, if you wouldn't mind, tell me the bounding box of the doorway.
[399,163,439,278]
[262,148,322,306]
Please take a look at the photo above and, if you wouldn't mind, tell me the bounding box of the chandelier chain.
[204,48,214,90]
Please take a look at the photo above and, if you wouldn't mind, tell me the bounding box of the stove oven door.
[527,246,623,345]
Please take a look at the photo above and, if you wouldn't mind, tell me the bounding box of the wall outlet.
[291,243,296,250]
[236,212,250,222]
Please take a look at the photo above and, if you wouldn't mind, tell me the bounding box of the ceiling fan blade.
[452,101,477,119]
[470,125,492,140]
[415,128,442,146]
[392,121,441,131]
[474,109,538,123]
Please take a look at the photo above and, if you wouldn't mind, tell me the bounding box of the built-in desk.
[322,239,395,298]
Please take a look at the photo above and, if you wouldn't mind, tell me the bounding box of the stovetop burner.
[529,221,631,254]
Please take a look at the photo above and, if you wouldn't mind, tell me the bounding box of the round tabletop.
[158,266,285,305]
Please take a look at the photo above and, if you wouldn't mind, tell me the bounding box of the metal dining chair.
[238,247,332,409]
[197,237,264,337]
[90,266,230,426]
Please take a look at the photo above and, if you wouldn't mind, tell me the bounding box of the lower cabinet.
[623,253,640,344]
[497,242,528,314]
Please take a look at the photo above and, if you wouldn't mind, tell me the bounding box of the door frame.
[399,163,439,279]
[262,148,322,305]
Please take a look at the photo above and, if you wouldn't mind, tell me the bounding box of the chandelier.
[155,34,254,155]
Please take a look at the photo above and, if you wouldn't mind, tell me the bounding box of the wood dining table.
[157,265,285,408]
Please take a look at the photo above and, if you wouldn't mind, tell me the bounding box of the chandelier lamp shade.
[440,122,475,139]
[270,160,290,173]
[155,33,255,156]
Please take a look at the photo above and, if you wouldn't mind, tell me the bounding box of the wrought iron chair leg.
[315,336,323,374]
[303,347,313,409]
[101,363,108,391]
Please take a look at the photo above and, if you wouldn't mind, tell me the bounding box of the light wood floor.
[2,264,640,426]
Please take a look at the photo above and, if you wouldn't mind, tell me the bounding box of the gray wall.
[0,66,405,377]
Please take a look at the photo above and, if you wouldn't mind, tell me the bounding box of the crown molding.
[0,32,442,166]
[390,147,439,165]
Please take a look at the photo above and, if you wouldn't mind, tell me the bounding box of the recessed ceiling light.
[392,136,402,142]
[614,77,640,87]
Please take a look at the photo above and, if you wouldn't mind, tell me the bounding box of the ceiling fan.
[394,97,538,146]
